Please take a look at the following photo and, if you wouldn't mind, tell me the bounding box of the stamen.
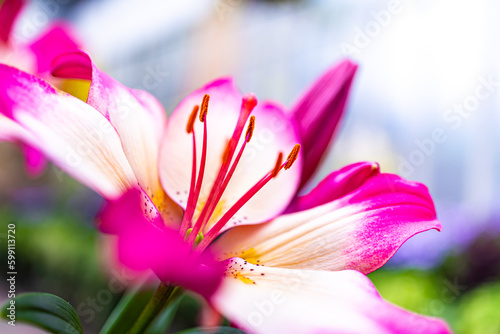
[180,95,210,236]
[197,148,299,251]
[221,139,231,165]
[197,163,284,252]
[186,105,199,133]
[271,152,283,178]
[181,91,303,253]
[192,118,208,217]
[180,115,198,236]
[245,116,255,143]
[285,144,301,170]
[181,105,209,237]
[198,129,250,233]
[189,95,258,239]
[187,93,259,246]
[199,94,210,122]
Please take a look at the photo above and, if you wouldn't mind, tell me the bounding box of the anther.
[222,139,231,165]
[199,94,210,122]
[272,152,283,178]
[284,144,301,170]
[186,105,199,133]
[245,116,256,143]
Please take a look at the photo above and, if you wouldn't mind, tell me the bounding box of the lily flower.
[0,0,81,176]
[0,51,451,333]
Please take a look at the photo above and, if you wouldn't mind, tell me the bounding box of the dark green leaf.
[144,293,183,334]
[174,327,248,334]
[99,284,155,334]
[1,292,83,334]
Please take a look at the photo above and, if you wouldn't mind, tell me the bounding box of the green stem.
[127,283,176,334]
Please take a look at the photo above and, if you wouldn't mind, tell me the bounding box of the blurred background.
[1,0,500,332]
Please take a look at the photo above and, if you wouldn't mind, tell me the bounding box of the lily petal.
[0,64,137,198]
[0,0,24,45]
[0,111,31,140]
[98,189,224,300]
[287,161,379,213]
[214,167,441,274]
[51,51,179,221]
[159,78,301,231]
[211,258,451,334]
[29,22,81,75]
[292,59,357,188]
[0,44,35,75]
[0,113,46,176]
[21,143,46,177]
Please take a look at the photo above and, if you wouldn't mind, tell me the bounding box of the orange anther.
[199,94,210,122]
[186,105,199,133]
[245,116,256,143]
[285,144,301,170]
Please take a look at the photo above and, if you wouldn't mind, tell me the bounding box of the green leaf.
[174,327,248,334]
[144,292,183,334]
[99,284,155,334]
[1,292,83,334]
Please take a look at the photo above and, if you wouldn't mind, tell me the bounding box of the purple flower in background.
[390,201,500,269]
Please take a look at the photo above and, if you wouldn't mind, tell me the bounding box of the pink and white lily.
[0,51,451,333]
[0,0,81,176]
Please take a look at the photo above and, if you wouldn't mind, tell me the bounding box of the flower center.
[179,93,300,252]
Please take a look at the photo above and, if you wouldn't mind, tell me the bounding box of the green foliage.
[0,207,103,290]
[1,292,83,334]
[455,281,500,334]
[145,290,183,334]
[174,327,247,334]
[99,284,156,334]
[0,206,117,332]
[368,268,460,332]
[368,269,442,315]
